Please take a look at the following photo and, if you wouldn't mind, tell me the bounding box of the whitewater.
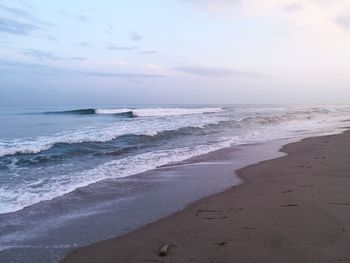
[1,105,350,214]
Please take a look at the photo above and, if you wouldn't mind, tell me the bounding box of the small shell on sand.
[159,244,170,256]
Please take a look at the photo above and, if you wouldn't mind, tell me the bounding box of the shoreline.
[0,132,291,263]
[62,130,350,263]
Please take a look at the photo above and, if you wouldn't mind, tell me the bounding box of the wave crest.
[45,107,224,117]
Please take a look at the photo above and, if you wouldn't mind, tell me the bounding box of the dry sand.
[61,131,350,263]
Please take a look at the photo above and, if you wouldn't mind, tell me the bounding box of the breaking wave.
[44,107,224,117]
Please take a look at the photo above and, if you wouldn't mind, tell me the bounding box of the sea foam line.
[0,137,240,214]
[95,107,224,116]
[0,115,227,157]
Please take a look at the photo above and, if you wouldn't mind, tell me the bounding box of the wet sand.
[62,130,350,263]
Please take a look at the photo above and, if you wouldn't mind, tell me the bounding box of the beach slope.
[62,131,350,263]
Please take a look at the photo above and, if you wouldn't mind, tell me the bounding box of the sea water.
[1,104,350,214]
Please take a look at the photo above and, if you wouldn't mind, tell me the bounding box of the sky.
[1,0,350,105]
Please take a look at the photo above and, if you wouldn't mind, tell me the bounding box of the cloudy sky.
[1,0,350,105]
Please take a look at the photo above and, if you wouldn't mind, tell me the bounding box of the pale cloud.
[335,14,350,30]
[21,50,86,61]
[283,3,302,12]
[90,59,129,68]
[185,0,349,18]
[184,0,279,16]
[68,56,86,61]
[22,49,61,60]
[129,31,142,42]
[0,59,164,81]
[174,66,260,78]
[108,45,137,50]
[0,17,38,35]
[84,59,167,76]
[0,59,77,76]
[138,50,157,54]
[144,63,166,71]
[283,1,350,46]
[76,41,90,47]
[77,14,89,23]
[0,3,29,17]
[0,2,51,26]
[184,0,350,47]
[0,2,53,41]
[87,72,165,79]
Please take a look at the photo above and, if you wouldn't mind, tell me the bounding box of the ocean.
[1,104,350,263]
[1,104,349,214]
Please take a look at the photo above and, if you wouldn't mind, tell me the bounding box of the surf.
[44,107,224,117]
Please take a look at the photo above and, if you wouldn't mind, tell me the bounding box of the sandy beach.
[62,130,350,263]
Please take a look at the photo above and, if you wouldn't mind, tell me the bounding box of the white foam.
[0,138,239,214]
[0,114,227,157]
[132,107,224,117]
[95,108,132,114]
[95,107,224,116]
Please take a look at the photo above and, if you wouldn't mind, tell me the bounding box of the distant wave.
[1,125,215,167]
[49,108,96,115]
[0,114,226,157]
[45,108,135,118]
[1,107,342,158]
[44,107,224,117]
[0,108,327,158]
